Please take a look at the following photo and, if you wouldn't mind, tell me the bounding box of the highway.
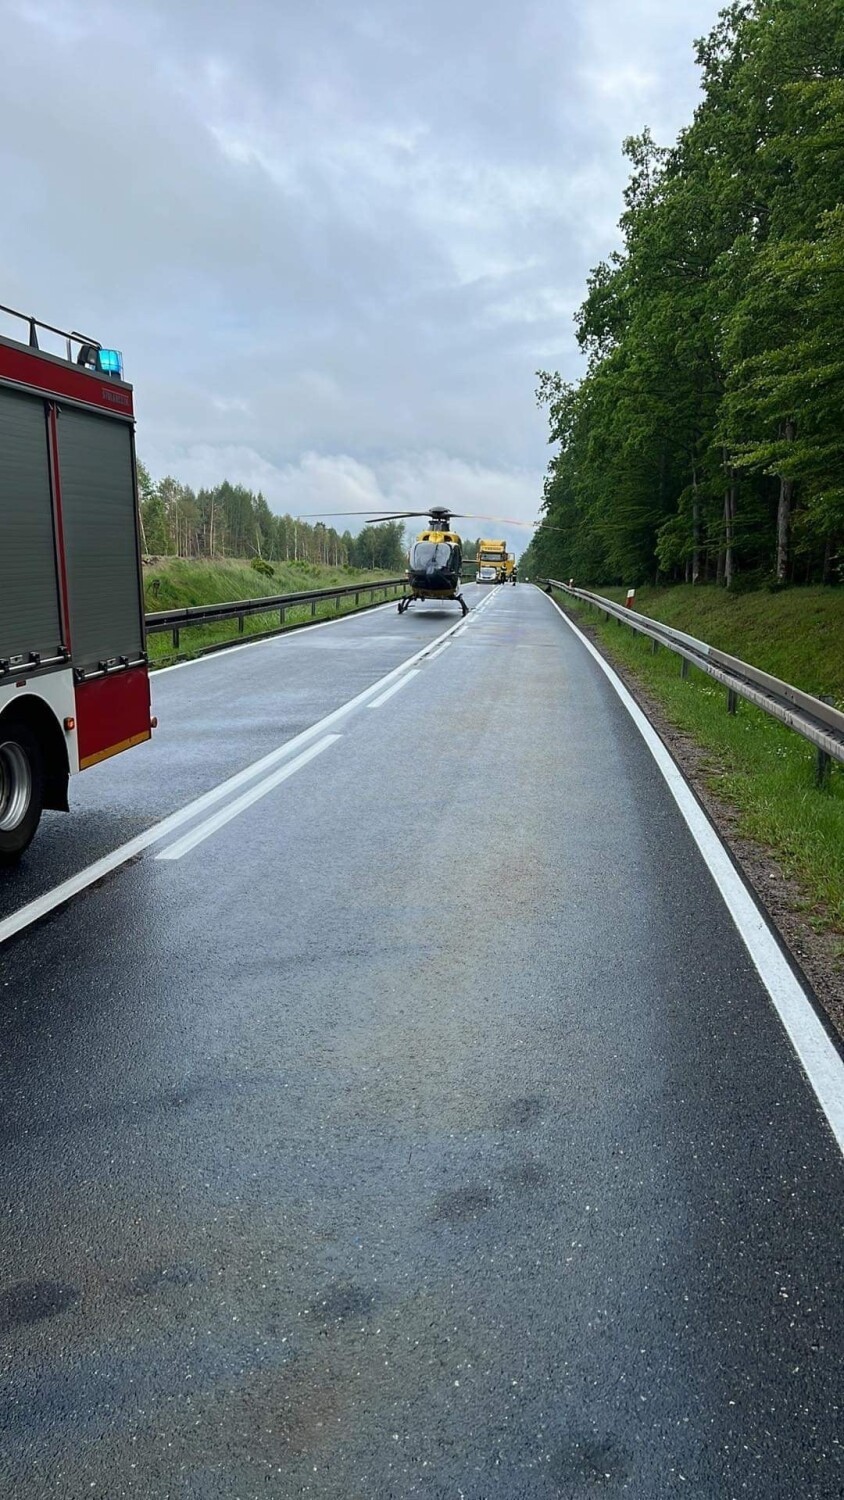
[1,583,843,1498]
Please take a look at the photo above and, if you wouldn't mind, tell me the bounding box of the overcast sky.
[1,0,720,550]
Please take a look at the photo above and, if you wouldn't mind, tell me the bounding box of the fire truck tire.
[0,719,44,863]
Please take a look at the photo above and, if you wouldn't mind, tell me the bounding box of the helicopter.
[295,504,559,616]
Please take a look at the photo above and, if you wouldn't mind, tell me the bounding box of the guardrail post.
[727,688,738,715]
[335,594,341,611]
[651,638,659,655]
[680,657,689,679]
[311,600,317,617]
[238,614,245,635]
[355,591,360,605]
[172,627,180,650]
[816,697,834,789]
[280,605,285,625]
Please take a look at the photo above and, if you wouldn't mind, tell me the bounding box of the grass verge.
[143,559,403,666]
[554,589,844,945]
[587,583,844,706]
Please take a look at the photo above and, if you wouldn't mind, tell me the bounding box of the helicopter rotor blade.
[293,509,426,520]
[292,507,566,530]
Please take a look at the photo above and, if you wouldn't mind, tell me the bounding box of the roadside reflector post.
[727,688,738,715]
[626,588,635,609]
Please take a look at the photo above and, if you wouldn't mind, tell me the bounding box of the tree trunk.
[722,448,735,588]
[724,483,735,588]
[691,461,700,584]
[776,418,796,581]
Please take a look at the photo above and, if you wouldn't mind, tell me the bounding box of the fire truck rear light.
[63,716,75,731]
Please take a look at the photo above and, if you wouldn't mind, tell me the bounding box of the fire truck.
[0,304,153,862]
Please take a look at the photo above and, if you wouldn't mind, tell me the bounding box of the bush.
[250,557,275,578]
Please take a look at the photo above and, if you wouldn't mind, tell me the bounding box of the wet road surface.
[1,584,843,1498]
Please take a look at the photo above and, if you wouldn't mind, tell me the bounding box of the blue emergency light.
[97,348,123,378]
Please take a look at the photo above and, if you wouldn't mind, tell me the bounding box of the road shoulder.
[550,593,844,1048]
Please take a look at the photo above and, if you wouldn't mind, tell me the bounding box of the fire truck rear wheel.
[0,720,44,863]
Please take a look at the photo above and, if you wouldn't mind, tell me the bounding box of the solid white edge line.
[542,589,844,1156]
[426,642,452,661]
[0,609,472,946]
[157,736,340,860]
[367,669,421,708]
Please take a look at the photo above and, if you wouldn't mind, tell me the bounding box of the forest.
[136,463,407,572]
[522,0,843,590]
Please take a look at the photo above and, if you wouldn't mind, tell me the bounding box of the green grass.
[555,587,844,939]
[588,583,844,707]
[143,558,403,665]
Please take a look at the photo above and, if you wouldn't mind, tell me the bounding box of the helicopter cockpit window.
[410,542,456,569]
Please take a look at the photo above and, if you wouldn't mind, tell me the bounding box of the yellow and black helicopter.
[298,504,541,616]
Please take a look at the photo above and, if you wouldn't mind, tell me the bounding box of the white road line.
[0,613,471,946]
[426,642,452,661]
[543,589,844,1156]
[157,736,340,860]
[367,669,421,708]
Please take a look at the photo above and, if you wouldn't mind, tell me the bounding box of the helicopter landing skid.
[457,593,468,616]
[397,596,413,614]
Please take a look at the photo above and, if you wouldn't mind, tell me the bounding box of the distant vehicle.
[503,552,517,584]
[476,539,507,582]
[0,305,153,861]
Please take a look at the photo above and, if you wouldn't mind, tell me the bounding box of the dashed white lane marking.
[426,641,452,661]
[157,736,341,860]
[543,588,844,1157]
[368,669,421,708]
[0,611,472,946]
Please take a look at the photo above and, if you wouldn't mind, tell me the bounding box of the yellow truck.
[476,539,507,582]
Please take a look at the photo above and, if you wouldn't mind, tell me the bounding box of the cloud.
[1,0,722,522]
[142,444,541,554]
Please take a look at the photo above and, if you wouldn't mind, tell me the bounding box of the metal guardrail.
[547,580,844,783]
[145,578,407,651]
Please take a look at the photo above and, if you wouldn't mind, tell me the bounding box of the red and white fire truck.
[0,304,153,862]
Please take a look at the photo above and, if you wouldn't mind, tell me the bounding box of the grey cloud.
[3,0,720,531]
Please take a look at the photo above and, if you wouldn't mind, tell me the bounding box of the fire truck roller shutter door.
[57,408,144,672]
[0,388,62,659]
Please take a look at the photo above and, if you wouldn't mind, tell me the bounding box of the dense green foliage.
[523,0,844,589]
[137,462,406,572]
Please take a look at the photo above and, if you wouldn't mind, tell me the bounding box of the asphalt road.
[1,584,842,1499]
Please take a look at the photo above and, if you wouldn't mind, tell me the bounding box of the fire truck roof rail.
[0,302,101,360]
